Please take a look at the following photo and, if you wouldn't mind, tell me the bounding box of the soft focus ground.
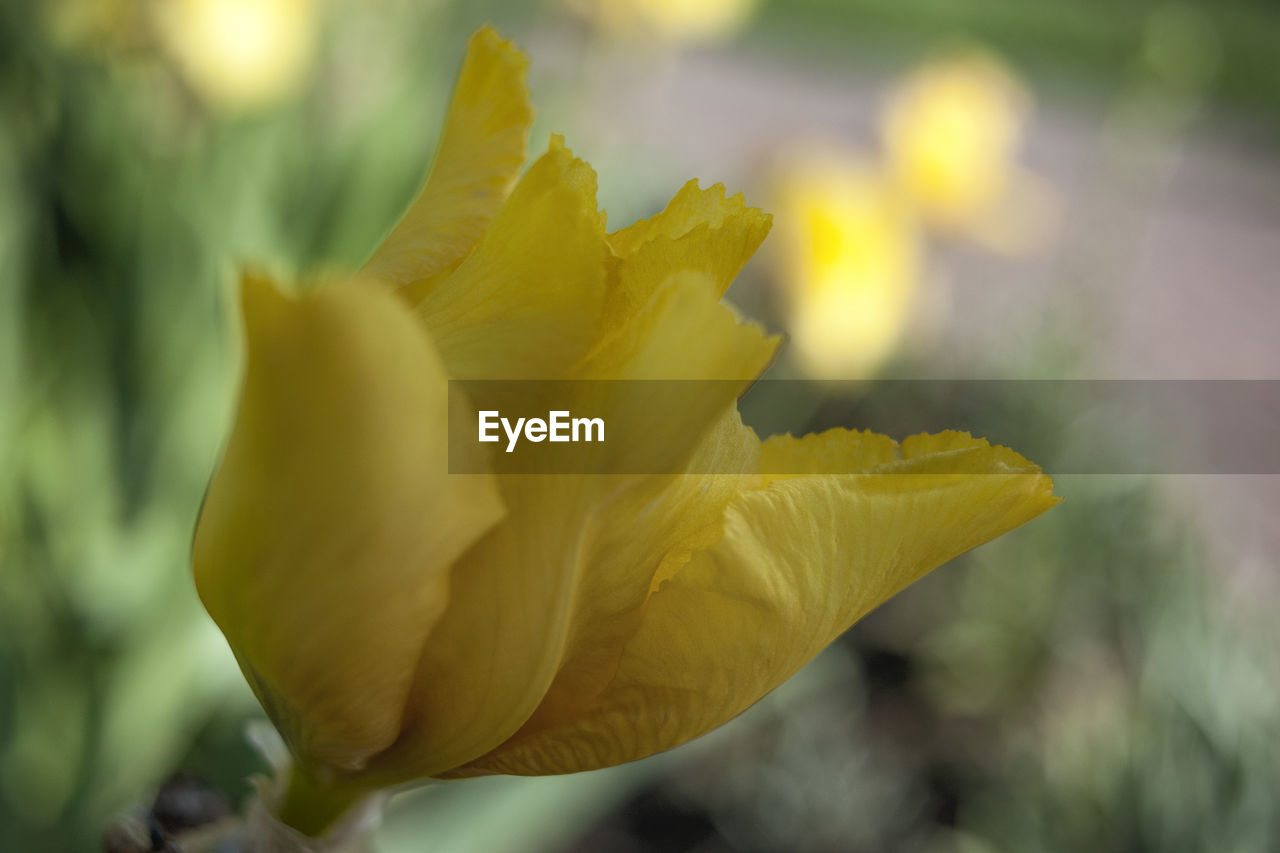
[1,1,1278,851]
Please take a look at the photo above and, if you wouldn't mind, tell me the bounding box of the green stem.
[278,765,364,839]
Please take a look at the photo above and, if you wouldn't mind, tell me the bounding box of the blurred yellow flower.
[773,147,922,379]
[156,0,317,110]
[882,51,1053,252]
[567,0,758,43]
[193,27,1058,836]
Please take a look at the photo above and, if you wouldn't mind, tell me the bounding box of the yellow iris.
[156,0,317,111]
[773,147,922,379]
[193,27,1058,836]
[882,51,1054,252]
[566,0,758,43]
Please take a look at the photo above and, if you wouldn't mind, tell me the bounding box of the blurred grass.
[755,0,1280,130]
[0,1,468,845]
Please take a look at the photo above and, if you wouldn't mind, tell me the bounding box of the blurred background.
[2,0,1279,850]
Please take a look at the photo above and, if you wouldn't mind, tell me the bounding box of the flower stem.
[278,765,363,839]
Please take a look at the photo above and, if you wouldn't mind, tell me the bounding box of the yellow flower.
[566,0,758,43]
[193,27,1058,835]
[155,0,317,111]
[772,146,923,379]
[882,51,1054,252]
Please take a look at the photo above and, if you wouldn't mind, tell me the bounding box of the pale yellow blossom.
[567,0,758,43]
[774,146,923,379]
[193,29,1058,837]
[156,0,317,111]
[883,51,1054,252]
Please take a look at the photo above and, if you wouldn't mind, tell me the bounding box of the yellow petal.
[416,136,609,380]
[457,431,1056,775]
[759,426,899,481]
[361,270,777,785]
[608,179,769,262]
[361,27,533,299]
[471,275,777,746]
[603,180,771,327]
[192,272,503,773]
[501,409,762,742]
[575,270,778,469]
